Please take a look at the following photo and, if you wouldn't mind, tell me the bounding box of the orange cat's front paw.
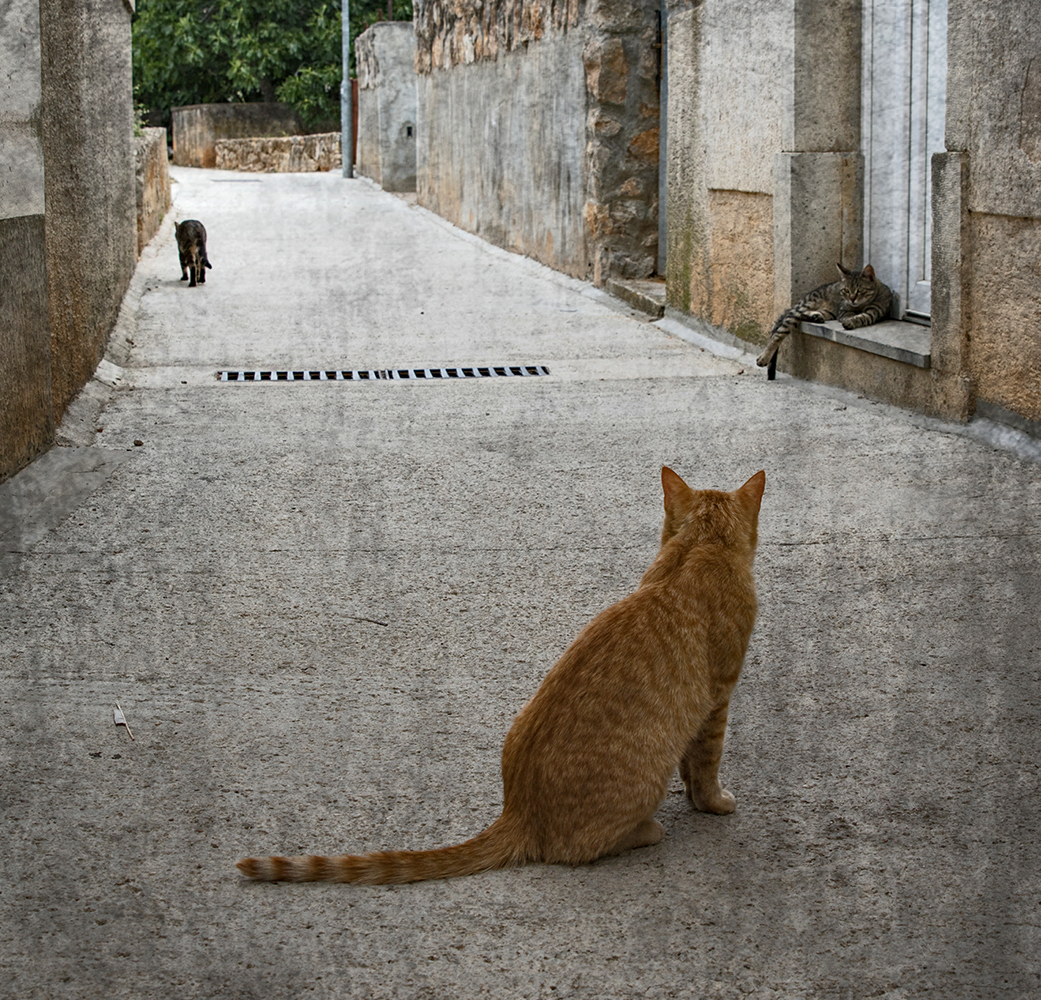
[689,787,736,815]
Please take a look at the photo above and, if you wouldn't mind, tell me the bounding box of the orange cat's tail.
[235,816,523,885]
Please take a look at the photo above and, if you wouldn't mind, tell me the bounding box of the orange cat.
[237,467,765,884]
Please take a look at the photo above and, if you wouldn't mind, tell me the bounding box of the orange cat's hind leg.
[604,818,664,857]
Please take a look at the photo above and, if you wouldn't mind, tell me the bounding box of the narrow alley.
[2,167,1039,999]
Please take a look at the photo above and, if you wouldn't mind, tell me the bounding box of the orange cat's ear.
[661,466,691,509]
[736,470,765,512]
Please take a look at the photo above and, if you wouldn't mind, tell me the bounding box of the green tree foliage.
[133,0,412,130]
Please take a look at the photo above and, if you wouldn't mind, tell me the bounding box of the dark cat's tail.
[236,815,525,885]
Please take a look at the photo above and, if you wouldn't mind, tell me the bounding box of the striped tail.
[235,816,523,885]
[756,308,803,369]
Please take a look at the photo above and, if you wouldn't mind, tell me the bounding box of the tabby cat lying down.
[757,263,892,378]
[237,466,765,884]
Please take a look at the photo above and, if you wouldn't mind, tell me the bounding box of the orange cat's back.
[236,467,764,884]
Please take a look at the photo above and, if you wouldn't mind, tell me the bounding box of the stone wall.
[414,0,660,284]
[0,0,136,481]
[135,127,171,255]
[947,1,1041,426]
[215,134,342,173]
[356,23,417,193]
[172,103,303,168]
[0,0,54,481]
[665,0,857,350]
[40,0,137,426]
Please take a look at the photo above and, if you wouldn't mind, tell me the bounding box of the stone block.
[968,212,1041,422]
[951,6,1041,219]
[783,329,973,422]
[773,151,863,313]
[1,0,45,220]
[930,151,970,377]
[355,23,417,193]
[583,36,629,105]
[787,0,861,152]
[702,0,785,194]
[706,190,774,344]
[0,214,54,481]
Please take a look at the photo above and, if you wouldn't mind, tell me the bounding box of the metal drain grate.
[217,365,550,382]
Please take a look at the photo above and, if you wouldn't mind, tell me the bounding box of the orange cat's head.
[659,468,765,552]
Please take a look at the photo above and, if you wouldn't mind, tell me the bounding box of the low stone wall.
[134,127,171,255]
[214,133,342,173]
[172,103,303,168]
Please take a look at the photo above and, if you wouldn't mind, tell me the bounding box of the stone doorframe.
[773,0,973,421]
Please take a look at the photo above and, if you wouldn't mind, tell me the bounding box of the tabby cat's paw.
[755,351,773,368]
[689,786,736,815]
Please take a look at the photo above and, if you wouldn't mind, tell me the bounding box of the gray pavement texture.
[2,167,1040,1000]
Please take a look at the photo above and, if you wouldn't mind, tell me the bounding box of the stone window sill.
[799,318,931,368]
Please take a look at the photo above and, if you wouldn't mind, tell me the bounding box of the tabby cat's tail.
[756,308,803,371]
[236,815,524,885]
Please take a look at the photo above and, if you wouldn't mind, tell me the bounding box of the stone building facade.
[663,0,1041,431]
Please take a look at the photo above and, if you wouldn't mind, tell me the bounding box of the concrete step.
[604,277,666,318]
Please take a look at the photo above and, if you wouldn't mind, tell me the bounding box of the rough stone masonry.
[414,0,661,284]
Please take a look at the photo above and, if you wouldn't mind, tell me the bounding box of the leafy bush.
[133,0,412,130]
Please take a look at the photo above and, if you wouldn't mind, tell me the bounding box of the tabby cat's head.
[659,468,765,552]
[837,263,880,309]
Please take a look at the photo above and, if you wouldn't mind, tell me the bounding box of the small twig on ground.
[114,702,135,741]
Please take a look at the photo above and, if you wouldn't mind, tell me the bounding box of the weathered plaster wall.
[947,1,1041,424]
[356,23,417,193]
[0,0,54,480]
[40,0,137,420]
[415,0,660,283]
[418,30,589,276]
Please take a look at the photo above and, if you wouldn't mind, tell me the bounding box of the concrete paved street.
[2,166,1040,999]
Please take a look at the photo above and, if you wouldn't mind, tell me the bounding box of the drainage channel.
[217,365,550,382]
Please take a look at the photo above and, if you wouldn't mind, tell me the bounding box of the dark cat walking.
[175,220,212,287]
[757,264,891,379]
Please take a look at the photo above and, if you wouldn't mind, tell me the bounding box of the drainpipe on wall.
[341,0,354,178]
